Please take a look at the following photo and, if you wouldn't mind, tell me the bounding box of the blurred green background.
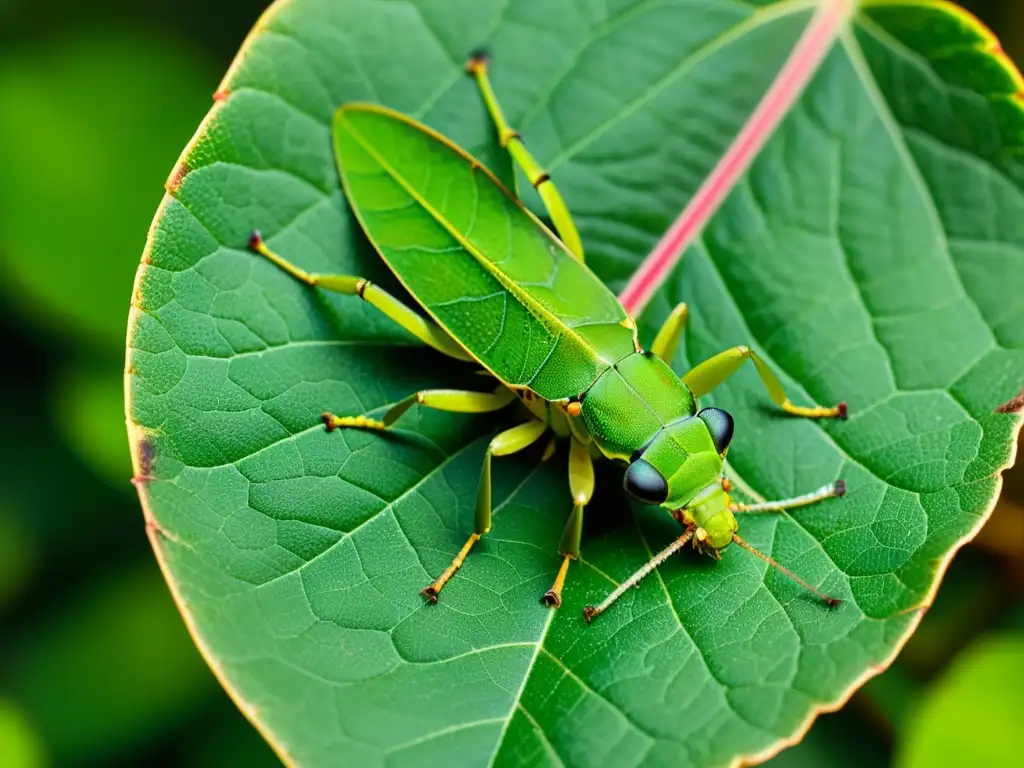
[0,1,1021,766]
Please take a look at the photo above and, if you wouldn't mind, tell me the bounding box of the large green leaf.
[126,1,1023,765]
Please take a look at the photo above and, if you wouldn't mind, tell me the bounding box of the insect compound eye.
[697,407,734,455]
[623,459,669,505]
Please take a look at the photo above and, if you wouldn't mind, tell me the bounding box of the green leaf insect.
[248,51,848,621]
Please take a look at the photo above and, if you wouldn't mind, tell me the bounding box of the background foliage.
[1,1,1022,766]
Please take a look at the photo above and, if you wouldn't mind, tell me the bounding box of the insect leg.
[731,481,845,513]
[583,528,695,623]
[682,346,847,419]
[249,231,472,361]
[423,419,549,602]
[542,438,594,608]
[649,302,688,365]
[322,388,516,432]
[465,51,584,262]
[540,436,558,462]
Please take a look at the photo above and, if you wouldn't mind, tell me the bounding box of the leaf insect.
[249,51,847,621]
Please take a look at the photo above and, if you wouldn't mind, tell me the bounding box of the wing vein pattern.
[333,105,637,400]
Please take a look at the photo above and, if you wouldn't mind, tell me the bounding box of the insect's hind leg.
[322,387,516,432]
[682,346,847,420]
[423,419,549,602]
[542,438,594,608]
[466,51,584,262]
[249,231,472,362]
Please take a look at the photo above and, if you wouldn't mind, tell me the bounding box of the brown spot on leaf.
[213,88,229,102]
[144,515,180,544]
[996,388,1024,414]
[165,161,189,195]
[136,436,155,477]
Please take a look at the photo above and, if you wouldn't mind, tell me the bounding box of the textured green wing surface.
[333,104,635,401]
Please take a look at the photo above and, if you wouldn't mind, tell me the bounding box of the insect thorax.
[686,484,737,551]
[579,352,697,460]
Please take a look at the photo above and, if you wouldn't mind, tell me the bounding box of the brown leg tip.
[421,587,439,604]
[466,48,491,74]
[248,229,264,252]
[833,479,847,497]
[541,590,561,609]
[836,402,848,420]
[320,413,335,432]
[582,606,597,624]
[826,597,842,608]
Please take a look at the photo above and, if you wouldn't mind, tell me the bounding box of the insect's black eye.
[623,459,669,504]
[697,407,734,455]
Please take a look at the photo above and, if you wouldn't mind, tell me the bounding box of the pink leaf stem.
[618,0,860,316]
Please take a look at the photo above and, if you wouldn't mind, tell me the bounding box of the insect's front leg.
[423,419,549,602]
[730,481,846,513]
[583,527,696,623]
[542,438,594,608]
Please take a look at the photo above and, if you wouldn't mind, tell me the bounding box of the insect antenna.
[583,528,693,623]
[731,534,840,607]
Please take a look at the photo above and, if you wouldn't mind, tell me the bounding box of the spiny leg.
[466,51,584,262]
[323,388,516,432]
[683,346,846,420]
[542,438,594,608]
[423,419,549,602]
[728,482,844,607]
[249,231,472,361]
[731,481,845,513]
[583,528,695,623]
[650,302,688,365]
[730,534,840,607]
